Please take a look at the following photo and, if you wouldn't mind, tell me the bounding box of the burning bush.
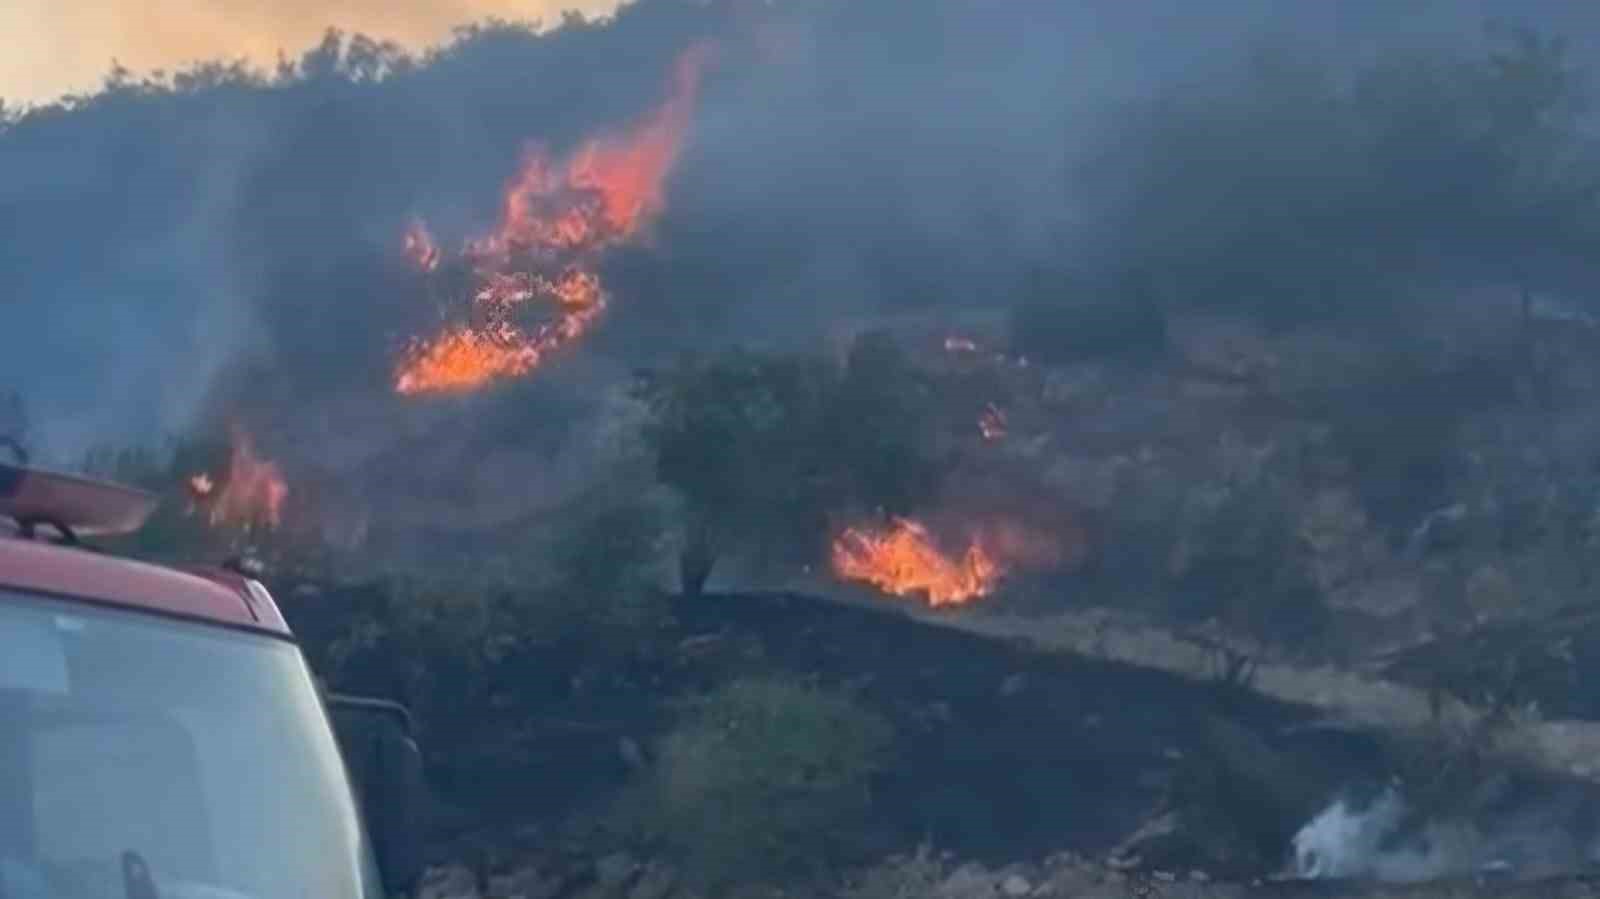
[625,677,892,886]
[832,517,1001,607]
[640,339,941,588]
[394,42,716,396]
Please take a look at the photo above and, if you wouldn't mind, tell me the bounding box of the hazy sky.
[0,0,624,105]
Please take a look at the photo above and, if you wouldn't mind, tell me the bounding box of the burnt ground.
[665,592,1383,869]
[277,585,1589,881]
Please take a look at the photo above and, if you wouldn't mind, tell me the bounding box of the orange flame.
[831,518,1001,607]
[190,430,289,530]
[569,43,715,237]
[396,42,716,395]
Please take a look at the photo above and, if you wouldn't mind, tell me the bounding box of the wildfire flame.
[395,42,716,395]
[189,430,289,530]
[831,518,1001,607]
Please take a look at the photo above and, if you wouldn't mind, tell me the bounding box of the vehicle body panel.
[0,537,290,636]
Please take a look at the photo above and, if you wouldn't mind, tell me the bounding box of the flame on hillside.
[832,518,1002,607]
[395,42,716,395]
[188,430,289,530]
[832,513,1071,607]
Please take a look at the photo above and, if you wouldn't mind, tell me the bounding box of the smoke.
[0,0,622,106]
[1293,781,1600,883]
[0,94,272,463]
[1293,785,1459,882]
[6,0,1600,468]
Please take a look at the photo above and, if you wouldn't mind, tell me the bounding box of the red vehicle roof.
[0,537,291,637]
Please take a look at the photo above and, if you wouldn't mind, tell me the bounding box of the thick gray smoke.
[0,108,270,461]
[4,0,1600,462]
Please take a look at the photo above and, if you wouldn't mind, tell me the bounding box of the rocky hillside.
[855,294,1600,675]
[416,849,1600,899]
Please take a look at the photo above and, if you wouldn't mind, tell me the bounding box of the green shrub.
[631,678,893,887]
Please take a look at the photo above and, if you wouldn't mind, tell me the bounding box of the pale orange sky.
[1,0,625,105]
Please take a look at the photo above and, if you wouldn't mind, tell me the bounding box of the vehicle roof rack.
[0,459,159,540]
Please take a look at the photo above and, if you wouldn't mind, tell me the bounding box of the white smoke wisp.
[1291,779,1600,884]
[1292,786,1472,883]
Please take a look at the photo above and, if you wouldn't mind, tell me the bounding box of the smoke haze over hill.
[0,0,624,105]
[5,0,1600,461]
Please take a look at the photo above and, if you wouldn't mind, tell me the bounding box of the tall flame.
[395,43,716,395]
[832,518,1001,607]
[189,430,289,530]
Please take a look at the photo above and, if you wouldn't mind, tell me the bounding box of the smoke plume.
[4,0,1600,467]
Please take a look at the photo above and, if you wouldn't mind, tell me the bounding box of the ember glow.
[187,472,215,497]
[979,402,1007,441]
[831,518,1001,607]
[395,42,715,395]
[189,430,289,530]
[402,218,441,273]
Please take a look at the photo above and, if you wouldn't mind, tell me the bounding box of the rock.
[419,865,481,899]
[1000,874,1031,896]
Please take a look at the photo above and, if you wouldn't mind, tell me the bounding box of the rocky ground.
[416,849,1600,899]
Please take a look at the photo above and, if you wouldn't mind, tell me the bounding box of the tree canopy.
[638,335,940,582]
